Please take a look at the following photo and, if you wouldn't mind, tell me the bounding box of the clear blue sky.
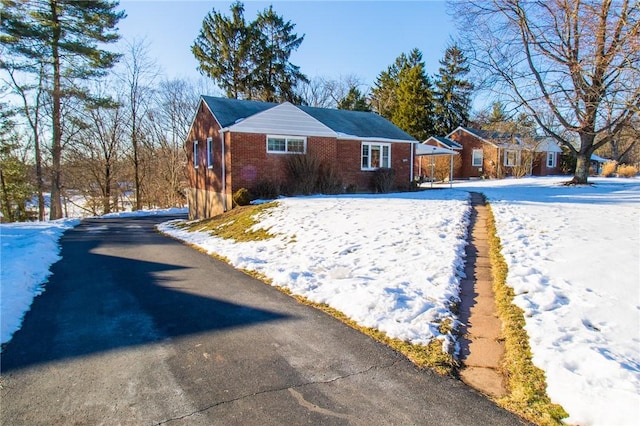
[117,1,457,91]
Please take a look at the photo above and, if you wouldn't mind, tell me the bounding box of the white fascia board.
[337,135,416,144]
[226,102,336,137]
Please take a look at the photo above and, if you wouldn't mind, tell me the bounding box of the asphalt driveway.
[0,215,527,425]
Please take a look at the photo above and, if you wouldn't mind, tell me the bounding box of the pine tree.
[337,86,370,111]
[192,1,251,99]
[251,5,307,102]
[192,2,307,102]
[0,0,125,219]
[434,44,473,135]
[370,67,399,119]
[372,49,435,141]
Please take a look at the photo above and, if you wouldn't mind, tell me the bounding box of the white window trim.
[266,135,307,154]
[547,152,556,168]
[361,142,391,170]
[504,149,520,167]
[471,149,483,167]
[206,137,213,169]
[193,140,199,169]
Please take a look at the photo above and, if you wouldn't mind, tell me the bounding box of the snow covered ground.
[2,178,638,425]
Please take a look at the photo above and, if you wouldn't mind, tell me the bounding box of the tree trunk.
[572,153,591,184]
[49,0,63,220]
[0,166,14,221]
[569,132,597,185]
[103,163,111,214]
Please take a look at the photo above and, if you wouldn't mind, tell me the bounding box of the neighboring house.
[590,154,609,175]
[185,96,417,219]
[445,126,562,179]
[417,136,463,179]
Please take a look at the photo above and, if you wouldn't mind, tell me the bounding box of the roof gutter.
[220,129,227,212]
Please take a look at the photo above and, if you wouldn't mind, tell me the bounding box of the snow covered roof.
[200,96,416,142]
[425,136,462,149]
[415,143,458,156]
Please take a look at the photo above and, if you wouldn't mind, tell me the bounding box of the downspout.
[410,142,414,183]
[220,129,227,212]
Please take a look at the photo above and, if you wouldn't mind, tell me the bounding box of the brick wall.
[229,135,414,193]
[185,102,227,218]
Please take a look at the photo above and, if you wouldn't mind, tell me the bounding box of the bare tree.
[1,61,48,220]
[142,78,200,208]
[453,0,639,184]
[65,82,126,215]
[120,38,159,210]
[297,74,367,108]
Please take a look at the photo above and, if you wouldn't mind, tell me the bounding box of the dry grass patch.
[485,203,569,425]
[180,202,278,242]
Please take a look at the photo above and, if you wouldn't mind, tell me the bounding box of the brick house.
[445,126,562,179]
[185,96,417,219]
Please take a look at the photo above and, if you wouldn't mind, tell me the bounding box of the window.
[504,149,520,167]
[193,140,199,168]
[206,138,213,168]
[547,152,556,168]
[361,142,390,170]
[472,149,483,167]
[267,135,306,154]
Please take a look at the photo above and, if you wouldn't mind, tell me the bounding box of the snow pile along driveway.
[0,219,79,344]
[159,191,470,350]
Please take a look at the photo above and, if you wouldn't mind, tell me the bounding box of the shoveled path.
[0,215,526,425]
[458,192,507,398]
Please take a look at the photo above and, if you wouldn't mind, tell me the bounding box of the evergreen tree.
[370,66,399,119]
[337,86,370,111]
[251,5,307,102]
[192,2,307,102]
[371,49,435,141]
[192,1,251,99]
[434,44,473,135]
[0,0,125,219]
[0,104,35,222]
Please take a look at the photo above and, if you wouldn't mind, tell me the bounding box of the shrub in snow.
[316,161,343,195]
[617,164,638,178]
[232,188,251,206]
[371,167,395,193]
[252,180,280,200]
[601,160,618,177]
[286,153,320,195]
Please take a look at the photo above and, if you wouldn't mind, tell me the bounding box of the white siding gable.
[227,102,336,137]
